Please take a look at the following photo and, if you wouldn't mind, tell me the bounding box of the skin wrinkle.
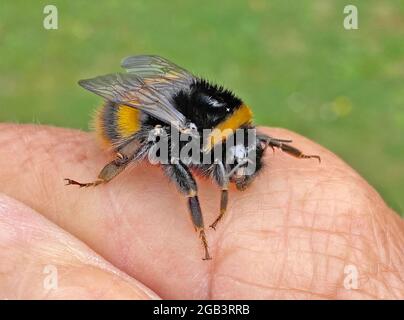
[113,184,179,274]
[377,206,395,267]
[374,213,403,298]
[10,127,76,228]
[273,186,291,299]
[215,273,335,299]
[100,176,134,269]
[356,208,400,298]
[10,135,44,203]
[291,186,318,294]
[15,258,36,298]
[0,124,403,299]
[109,213,133,272]
[311,169,349,296]
[370,205,389,269]
[366,202,392,290]
[205,171,277,299]
[206,201,229,299]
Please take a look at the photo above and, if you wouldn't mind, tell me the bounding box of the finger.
[0,192,159,299]
[0,124,402,299]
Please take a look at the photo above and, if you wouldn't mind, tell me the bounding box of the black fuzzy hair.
[191,79,243,110]
[173,78,244,129]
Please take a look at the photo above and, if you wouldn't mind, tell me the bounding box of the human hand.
[0,124,402,299]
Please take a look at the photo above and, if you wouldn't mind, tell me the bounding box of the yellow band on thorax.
[203,104,252,152]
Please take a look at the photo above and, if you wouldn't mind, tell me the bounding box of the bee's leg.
[162,162,212,260]
[209,159,252,230]
[210,160,229,230]
[65,152,131,188]
[258,134,321,162]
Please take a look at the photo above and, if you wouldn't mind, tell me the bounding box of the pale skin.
[0,123,402,299]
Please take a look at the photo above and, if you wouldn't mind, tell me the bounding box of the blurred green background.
[0,0,403,215]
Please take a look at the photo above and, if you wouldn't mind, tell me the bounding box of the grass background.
[0,0,403,215]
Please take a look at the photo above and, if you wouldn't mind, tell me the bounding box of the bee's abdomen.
[92,101,141,148]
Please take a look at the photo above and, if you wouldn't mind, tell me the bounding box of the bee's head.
[227,135,265,191]
[174,79,246,128]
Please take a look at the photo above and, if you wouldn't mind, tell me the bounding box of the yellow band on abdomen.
[116,104,141,138]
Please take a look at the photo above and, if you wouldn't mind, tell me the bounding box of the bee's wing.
[78,73,188,129]
[120,55,194,90]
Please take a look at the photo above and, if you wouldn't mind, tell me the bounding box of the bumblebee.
[65,55,320,260]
